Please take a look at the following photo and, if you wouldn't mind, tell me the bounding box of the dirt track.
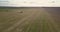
[0,8,60,32]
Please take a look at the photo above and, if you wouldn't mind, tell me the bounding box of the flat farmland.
[0,7,60,32]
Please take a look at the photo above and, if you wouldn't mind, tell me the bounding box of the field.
[0,7,60,32]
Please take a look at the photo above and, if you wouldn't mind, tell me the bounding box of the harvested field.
[0,7,60,32]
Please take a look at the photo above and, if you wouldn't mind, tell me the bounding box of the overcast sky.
[0,0,60,7]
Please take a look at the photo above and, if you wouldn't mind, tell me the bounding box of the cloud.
[0,0,60,7]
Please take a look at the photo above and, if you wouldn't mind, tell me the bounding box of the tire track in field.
[47,15,60,32]
[11,10,40,32]
[25,10,41,32]
[44,14,54,32]
[44,14,55,32]
[39,8,53,32]
[15,10,42,32]
[2,10,38,32]
[16,9,41,32]
[44,12,54,32]
[40,10,48,32]
[26,9,44,32]
[43,11,60,32]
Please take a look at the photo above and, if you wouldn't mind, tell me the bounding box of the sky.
[0,0,60,7]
